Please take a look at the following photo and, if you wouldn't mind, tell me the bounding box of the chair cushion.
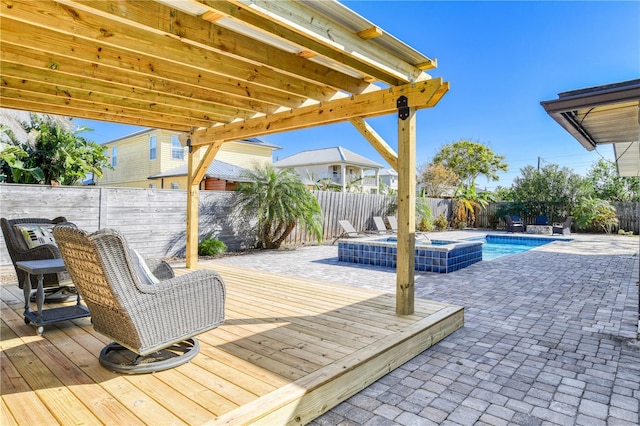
[130,249,160,285]
[14,224,57,249]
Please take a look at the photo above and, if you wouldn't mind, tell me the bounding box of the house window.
[111,146,117,167]
[149,136,157,160]
[332,166,338,175]
[149,183,156,189]
[171,136,184,160]
[171,182,179,189]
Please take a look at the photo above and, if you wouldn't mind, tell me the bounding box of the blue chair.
[535,215,548,225]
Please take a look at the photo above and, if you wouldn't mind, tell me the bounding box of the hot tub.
[337,236,483,273]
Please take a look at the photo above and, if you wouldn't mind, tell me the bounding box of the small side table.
[15,259,90,336]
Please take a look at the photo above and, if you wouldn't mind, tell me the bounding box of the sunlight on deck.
[2,263,463,425]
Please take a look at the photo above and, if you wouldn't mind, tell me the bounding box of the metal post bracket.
[397,95,409,120]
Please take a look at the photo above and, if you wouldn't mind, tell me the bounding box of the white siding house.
[379,168,398,193]
[273,146,384,193]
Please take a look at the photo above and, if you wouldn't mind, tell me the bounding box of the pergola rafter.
[0,0,448,315]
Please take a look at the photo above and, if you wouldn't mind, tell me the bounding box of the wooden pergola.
[0,0,449,315]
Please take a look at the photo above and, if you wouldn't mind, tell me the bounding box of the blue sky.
[75,1,640,191]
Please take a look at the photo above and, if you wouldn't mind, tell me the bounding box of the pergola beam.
[2,1,341,107]
[60,0,371,96]
[349,117,398,171]
[192,79,448,144]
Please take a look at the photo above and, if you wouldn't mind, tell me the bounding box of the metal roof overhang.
[541,79,640,177]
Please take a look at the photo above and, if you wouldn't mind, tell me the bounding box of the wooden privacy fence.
[476,201,640,233]
[612,202,640,233]
[286,191,395,243]
[2,184,635,267]
[0,184,255,265]
[0,184,450,265]
[284,192,453,243]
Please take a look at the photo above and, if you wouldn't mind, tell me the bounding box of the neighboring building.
[148,160,252,191]
[379,168,398,193]
[96,129,279,190]
[273,146,384,193]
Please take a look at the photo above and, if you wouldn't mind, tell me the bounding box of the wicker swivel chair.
[1,217,75,301]
[52,225,226,374]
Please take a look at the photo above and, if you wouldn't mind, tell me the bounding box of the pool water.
[474,235,566,261]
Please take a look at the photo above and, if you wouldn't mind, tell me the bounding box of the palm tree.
[234,164,323,249]
[0,109,109,185]
[452,184,493,228]
[0,108,73,145]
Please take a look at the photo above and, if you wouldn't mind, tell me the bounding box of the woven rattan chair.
[53,225,226,374]
[1,217,76,301]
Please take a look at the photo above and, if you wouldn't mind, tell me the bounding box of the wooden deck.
[1,263,463,425]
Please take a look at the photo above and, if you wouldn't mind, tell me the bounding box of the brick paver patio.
[210,231,639,425]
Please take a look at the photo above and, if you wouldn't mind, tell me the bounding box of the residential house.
[273,146,384,193]
[379,168,398,193]
[148,160,252,191]
[96,128,279,190]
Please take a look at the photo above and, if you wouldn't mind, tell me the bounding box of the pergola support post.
[186,144,200,269]
[396,98,416,315]
[185,138,226,269]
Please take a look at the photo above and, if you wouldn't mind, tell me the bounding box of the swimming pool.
[471,234,569,261]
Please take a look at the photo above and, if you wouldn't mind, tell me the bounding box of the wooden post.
[186,144,200,269]
[396,100,416,315]
[184,138,225,269]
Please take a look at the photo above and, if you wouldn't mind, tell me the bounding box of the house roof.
[148,159,252,182]
[273,146,384,169]
[103,129,281,150]
[541,79,640,177]
[380,168,398,177]
[1,0,447,144]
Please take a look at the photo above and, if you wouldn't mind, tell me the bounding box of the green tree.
[234,164,323,249]
[0,113,110,185]
[432,139,508,189]
[586,159,640,202]
[493,186,514,201]
[510,165,588,220]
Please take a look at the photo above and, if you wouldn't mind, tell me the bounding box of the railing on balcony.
[319,174,377,188]
[361,177,377,187]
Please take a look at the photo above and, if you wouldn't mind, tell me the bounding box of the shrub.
[488,214,500,230]
[433,213,448,231]
[198,236,227,256]
[572,196,618,233]
[416,199,433,232]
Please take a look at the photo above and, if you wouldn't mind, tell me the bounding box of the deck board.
[1,262,463,425]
